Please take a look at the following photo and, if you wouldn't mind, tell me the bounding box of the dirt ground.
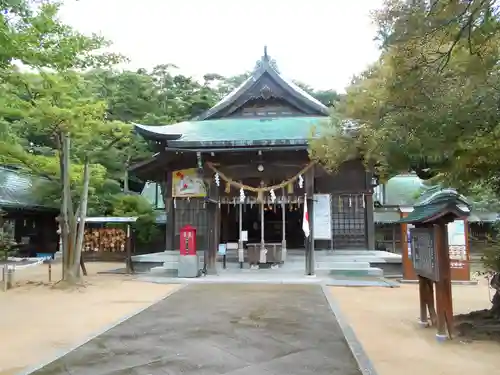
[3,260,499,375]
[331,278,500,375]
[0,262,180,375]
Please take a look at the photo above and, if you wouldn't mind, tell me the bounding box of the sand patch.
[331,279,500,375]
[0,262,180,375]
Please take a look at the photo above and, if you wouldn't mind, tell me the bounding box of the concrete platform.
[133,249,401,278]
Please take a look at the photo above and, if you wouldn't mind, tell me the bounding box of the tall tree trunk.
[490,273,500,316]
[72,158,90,278]
[124,153,130,193]
[80,253,87,276]
[70,204,80,264]
[61,133,74,282]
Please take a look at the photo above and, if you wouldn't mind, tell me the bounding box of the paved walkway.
[29,285,363,375]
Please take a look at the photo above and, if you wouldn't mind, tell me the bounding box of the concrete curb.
[139,275,400,287]
[398,279,478,285]
[16,284,186,375]
[321,285,378,375]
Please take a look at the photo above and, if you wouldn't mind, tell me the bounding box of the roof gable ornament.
[254,45,279,72]
[263,45,269,62]
[260,84,272,100]
[195,46,330,120]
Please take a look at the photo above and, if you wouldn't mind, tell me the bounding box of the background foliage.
[0,0,340,244]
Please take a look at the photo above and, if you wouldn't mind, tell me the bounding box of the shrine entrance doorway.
[220,200,304,249]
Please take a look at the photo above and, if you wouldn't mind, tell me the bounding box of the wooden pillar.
[125,224,134,274]
[305,167,315,275]
[401,208,418,280]
[214,201,221,272]
[238,201,244,265]
[435,221,454,340]
[365,193,375,249]
[418,275,437,327]
[206,202,214,271]
[207,184,219,275]
[281,188,287,262]
[165,172,176,251]
[238,201,243,241]
[260,200,265,264]
[222,204,229,243]
[392,224,397,253]
[260,201,265,246]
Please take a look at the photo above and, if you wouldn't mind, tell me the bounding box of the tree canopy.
[310,0,500,197]
[1,0,340,219]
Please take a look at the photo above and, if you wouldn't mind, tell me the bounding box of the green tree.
[0,0,129,283]
[0,0,122,70]
[292,80,341,107]
[111,194,158,245]
[311,0,500,187]
[310,0,500,317]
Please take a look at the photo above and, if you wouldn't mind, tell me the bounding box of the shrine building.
[131,48,379,272]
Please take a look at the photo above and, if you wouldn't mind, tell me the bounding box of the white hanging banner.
[313,194,332,240]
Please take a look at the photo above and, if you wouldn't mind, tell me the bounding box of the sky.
[59,0,384,92]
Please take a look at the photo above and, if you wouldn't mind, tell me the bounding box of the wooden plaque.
[410,227,439,281]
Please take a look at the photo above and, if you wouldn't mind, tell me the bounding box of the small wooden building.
[373,173,499,255]
[0,166,59,256]
[131,49,377,272]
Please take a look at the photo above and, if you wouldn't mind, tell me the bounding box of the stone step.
[317,261,371,269]
[283,261,371,269]
[133,250,402,264]
[132,251,204,263]
[328,267,384,277]
[159,259,204,270]
[150,266,178,276]
[313,256,399,264]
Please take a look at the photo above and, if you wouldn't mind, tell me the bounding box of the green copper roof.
[384,174,428,206]
[141,182,165,210]
[374,210,400,223]
[134,116,329,148]
[397,188,471,224]
[0,166,55,211]
[398,203,449,224]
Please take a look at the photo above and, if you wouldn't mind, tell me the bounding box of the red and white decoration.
[302,195,310,238]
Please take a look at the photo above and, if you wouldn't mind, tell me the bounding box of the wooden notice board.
[401,211,470,281]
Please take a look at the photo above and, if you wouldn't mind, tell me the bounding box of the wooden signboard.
[313,194,332,240]
[410,227,439,281]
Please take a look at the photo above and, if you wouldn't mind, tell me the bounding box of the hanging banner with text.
[313,194,332,240]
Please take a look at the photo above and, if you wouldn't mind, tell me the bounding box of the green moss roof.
[134,116,329,148]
